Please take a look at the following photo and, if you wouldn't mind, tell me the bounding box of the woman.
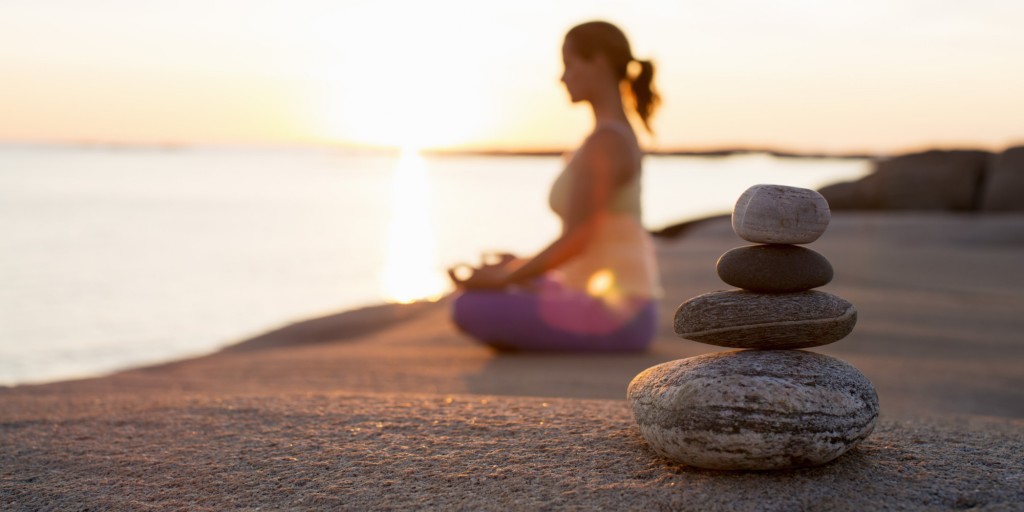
[449,20,661,352]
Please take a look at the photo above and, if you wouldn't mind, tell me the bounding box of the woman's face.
[561,41,601,103]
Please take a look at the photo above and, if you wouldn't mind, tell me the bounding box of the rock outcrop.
[981,146,1024,212]
[820,146,1024,212]
[819,149,990,211]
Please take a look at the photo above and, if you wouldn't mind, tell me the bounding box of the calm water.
[0,145,870,385]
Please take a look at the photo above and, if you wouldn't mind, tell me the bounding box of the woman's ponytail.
[630,59,660,134]
[566,21,660,133]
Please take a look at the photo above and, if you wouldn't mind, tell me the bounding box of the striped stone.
[732,184,831,244]
[627,350,879,470]
[674,290,856,349]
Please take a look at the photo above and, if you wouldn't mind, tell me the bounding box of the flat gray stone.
[716,244,833,292]
[627,349,879,470]
[732,184,830,244]
[674,290,856,349]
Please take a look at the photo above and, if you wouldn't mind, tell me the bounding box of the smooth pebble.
[716,244,833,292]
[732,184,831,244]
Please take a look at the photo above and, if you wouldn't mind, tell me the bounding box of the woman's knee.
[450,292,477,333]
[450,291,504,338]
[625,301,660,350]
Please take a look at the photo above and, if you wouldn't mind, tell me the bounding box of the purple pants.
[451,278,658,352]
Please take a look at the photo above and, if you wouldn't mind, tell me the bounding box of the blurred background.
[2,0,1022,385]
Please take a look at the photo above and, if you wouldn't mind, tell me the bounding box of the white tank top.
[547,121,662,300]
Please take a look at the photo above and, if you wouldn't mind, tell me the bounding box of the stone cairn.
[627,184,879,470]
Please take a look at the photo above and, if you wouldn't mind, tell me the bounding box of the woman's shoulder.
[581,124,635,153]
[593,120,638,141]
[575,122,641,173]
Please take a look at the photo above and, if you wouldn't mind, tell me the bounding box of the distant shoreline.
[0,141,879,159]
[7,138,1022,160]
[422,148,877,160]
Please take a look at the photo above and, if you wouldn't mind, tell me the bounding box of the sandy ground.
[3,212,1024,510]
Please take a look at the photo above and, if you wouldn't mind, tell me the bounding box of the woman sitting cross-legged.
[449,20,662,352]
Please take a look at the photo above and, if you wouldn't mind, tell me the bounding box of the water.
[0,145,870,385]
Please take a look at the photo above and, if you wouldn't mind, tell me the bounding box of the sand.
[3,212,1024,510]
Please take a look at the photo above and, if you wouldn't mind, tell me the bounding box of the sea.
[0,145,871,386]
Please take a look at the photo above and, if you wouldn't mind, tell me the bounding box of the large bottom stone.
[674,290,856,349]
[627,350,879,470]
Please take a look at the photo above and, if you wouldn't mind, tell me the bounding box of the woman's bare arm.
[501,129,635,285]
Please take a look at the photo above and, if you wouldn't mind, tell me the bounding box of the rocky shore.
[820,145,1024,212]
[3,212,1024,510]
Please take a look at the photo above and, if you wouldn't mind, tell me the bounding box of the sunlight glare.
[316,4,493,149]
[586,269,616,298]
[380,148,449,303]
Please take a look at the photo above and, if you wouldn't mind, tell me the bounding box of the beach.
[3,212,1024,510]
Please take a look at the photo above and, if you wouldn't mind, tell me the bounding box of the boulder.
[819,149,990,211]
[980,146,1024,211]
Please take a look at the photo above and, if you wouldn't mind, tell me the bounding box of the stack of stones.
[627,184,879,470]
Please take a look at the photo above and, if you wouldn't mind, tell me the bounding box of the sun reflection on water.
[379,148,449,303]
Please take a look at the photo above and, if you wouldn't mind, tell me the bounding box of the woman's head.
[562,21,660,132]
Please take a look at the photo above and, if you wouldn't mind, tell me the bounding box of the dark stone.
[716,244,833,292]
[980,146,1024,211]
[819,149,991,211]
[674,290,856,349]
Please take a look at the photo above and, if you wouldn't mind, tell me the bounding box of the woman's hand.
[448,262,513,290]
[448,250,530,291]
[481,252,520,268]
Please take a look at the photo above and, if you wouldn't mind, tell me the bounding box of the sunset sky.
[2,0,1023,153]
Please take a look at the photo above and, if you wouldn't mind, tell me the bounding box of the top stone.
[732,184,831,244]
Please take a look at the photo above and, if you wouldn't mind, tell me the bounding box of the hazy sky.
[2,0,1023,153]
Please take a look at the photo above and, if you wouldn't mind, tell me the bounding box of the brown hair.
[565,21,660,133]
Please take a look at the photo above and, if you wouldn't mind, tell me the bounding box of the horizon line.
[2,138,1021,160]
